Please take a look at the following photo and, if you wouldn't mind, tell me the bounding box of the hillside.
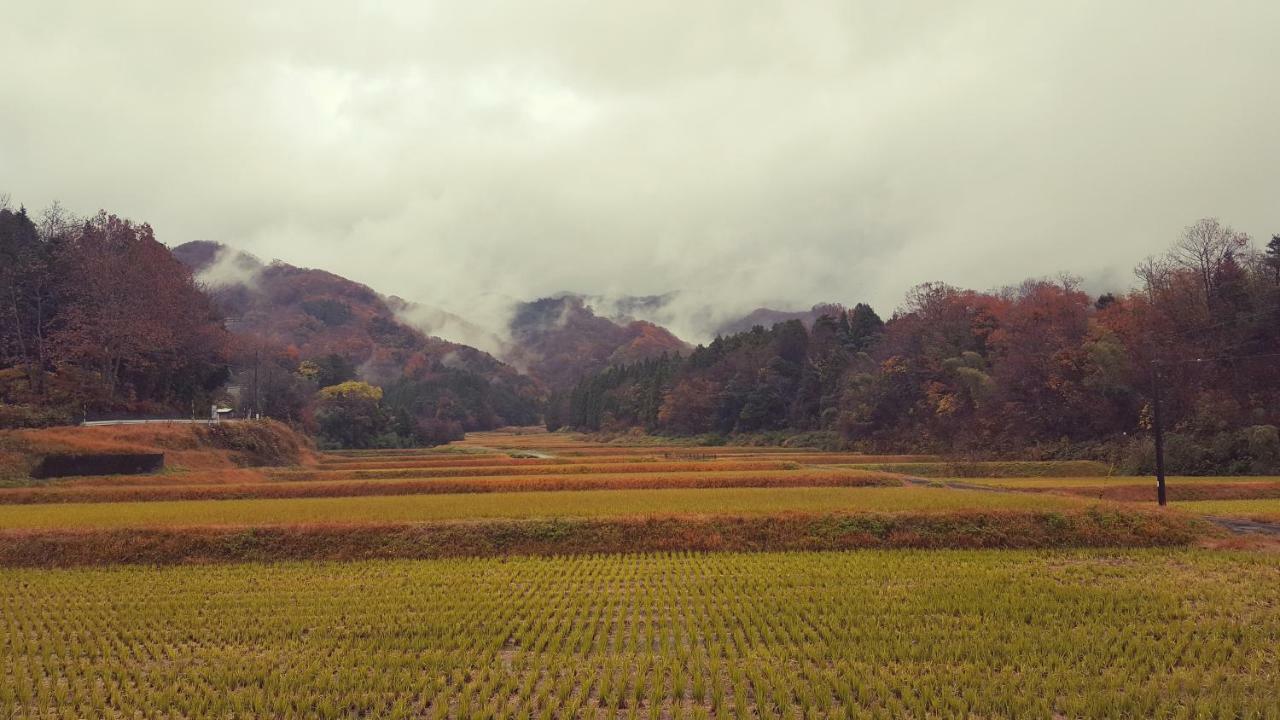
[506,295,689,391]
[0,420,314,484]
[714,302,848,337]
[172,241,543,435]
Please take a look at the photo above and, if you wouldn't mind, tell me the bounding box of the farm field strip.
[266,460,806,482]
[325,446,498,457]
[51,456,704,485]
[43,468,272,488]
[0,486,1096,530]
[702,453,938,464]
[313,455,673,469]
[316,454,936,469]
[2,550,1276,718]
[0,469,903,505]
[963,475,1280,487]
[954,476,1280,503]
[1173,498,1280,522]
[1041,483,1280,503]
[0,509,1205,567]
[850,460,1112,478]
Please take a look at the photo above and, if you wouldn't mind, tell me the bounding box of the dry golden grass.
[2,421,315,482]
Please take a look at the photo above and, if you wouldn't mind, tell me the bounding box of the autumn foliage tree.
[1,206,230,425]
[559,218,1280,473]
[54,213,229,404]
[313,380,388,449]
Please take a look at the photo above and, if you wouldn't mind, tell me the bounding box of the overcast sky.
[2,1,1277,341]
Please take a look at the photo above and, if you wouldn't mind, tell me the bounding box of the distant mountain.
[571,292,679,324]
[172,241,543,427]
[383,295,509,359]
[506,295,689,391]
[713,303,847,337]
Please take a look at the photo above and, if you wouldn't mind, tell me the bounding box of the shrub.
[1115,426,1280,475]
[1244,425,1280,474]
[195,420,310,466]
[0,403,75,429]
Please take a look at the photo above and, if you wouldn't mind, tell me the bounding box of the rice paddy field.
[2,427,1279,718]
[1174,499,1280,523]
[0,485,1102,530]
[4,551,1279,719]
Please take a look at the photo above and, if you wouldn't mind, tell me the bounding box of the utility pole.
[1150,360,1167,507]
[253,346,261,420]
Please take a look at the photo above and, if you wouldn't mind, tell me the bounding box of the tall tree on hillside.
[844,303,884,352]
[1170,218,1250,307]
[988,279,1091,441]
[54,213,229,405]
[0,207,66,394]
[1266,235,1280,285]
[0,208,42,372]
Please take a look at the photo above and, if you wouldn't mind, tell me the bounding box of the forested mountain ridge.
[555,220,1280,474]
[0,207,544,447]
[505,295,689,391]
[173,242,687,396]
[5,203,1278,464]
[713,303,850,338]
[170,240,543,444]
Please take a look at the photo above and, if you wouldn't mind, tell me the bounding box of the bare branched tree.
[1133,255,1170,301]
[38,200,77,241]
[1169,218,1250,302]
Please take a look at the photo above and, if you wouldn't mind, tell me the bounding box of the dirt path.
[1209,517,1280,536]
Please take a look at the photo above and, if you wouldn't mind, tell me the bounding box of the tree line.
[552,219,1280,474]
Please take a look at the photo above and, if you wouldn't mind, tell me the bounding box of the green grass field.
[2,550,1277,719]
[0,485,1091,530]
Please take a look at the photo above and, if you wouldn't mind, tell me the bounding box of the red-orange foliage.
[55,214,230,404]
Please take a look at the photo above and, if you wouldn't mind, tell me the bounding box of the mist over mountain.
[505,296,688,391]
[171,241,543,433]
[713,304,849,338]
[175,242,696,395]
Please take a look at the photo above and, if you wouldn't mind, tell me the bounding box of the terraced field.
[950,475,1280,504]
[2,427,1278,718]
[1174,498,1280,522]
[0,429,1211,565]
[0,486,1099,529]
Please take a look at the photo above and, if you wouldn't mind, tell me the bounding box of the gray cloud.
[2,1,1277,343]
